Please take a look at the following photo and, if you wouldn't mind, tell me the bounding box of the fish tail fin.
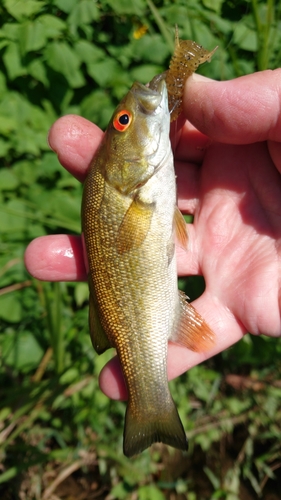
[123,399,188,457]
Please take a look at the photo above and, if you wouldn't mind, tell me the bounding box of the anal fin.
[171,291,215,352]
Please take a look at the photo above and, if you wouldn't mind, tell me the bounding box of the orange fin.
[88,279,112,354]
[116,198,154,254]
[123,398,188,457]
[171,291,215,352]
[174,206,188,250]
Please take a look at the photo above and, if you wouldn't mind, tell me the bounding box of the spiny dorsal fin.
[174,206,188,250]
[116,197,154,254]
[171,291,215,352]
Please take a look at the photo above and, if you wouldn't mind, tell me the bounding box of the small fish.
[82,37,216,457]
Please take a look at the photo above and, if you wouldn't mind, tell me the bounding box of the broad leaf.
[19,19,48,54]
[87,58,122,87]
[45,41,85,88]
[0,170,19,191]
[3,42,26,79]
[3,0,45,21]
[105,0,145,15]
[37,14,66,38]
[67,0,100,26]
[2,330,44,368]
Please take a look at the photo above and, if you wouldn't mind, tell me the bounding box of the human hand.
[25,69,281,400]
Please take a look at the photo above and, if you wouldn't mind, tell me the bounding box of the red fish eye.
[113,110,132,132]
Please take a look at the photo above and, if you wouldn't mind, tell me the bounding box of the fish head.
[104,78,171,194]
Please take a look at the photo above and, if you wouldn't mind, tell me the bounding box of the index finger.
[48,114,104,182]
[183,69,281,145]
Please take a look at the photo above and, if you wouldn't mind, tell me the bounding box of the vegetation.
[1,0,281,498]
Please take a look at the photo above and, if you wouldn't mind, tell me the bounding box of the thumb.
[184,69,281,144]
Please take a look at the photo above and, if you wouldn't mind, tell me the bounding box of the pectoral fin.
[170,291,215,352]
[116,198,154,254]
[88,279,112,354]
[174,206,188,250]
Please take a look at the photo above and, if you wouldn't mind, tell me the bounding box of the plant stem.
[43,282,64,374]
[146,0,174,53]
[251,0,275,70]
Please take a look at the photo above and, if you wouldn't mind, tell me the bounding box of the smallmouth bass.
[82,37,216,457]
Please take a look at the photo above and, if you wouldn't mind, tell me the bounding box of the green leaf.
[0,22,20,41]
[59,367,79,385]
[0,199,29,234]
[138,485,165,500]
[74,39,105,64]
[80,90,114,129]
[36,152,62,178]
[202,0,224,14]
[106,0,145,15]
[0,71,7,94]
[87,58,122,87]
[0,139,10,158]
[37,14,66,38]
[0,92,51,155]
[74,283,89,307]
[0,293,22,323]
[54,0,77,14]
[13,159,39,185]
[3,42,26,80]
[2,330,44,369]
[19,19,47,54]
[49,190,81,227]
[0,169,19,190]
[233,24,258,52]
[3,0,45,21]
[27,58,48,86]
[45,41,85,88]
[0,467,18,484]
[130,64,163,84]
[159,5,189,27]
[0,116,17,135]
[131,35,170,64]
[201,11,233,35]
[110,482,131,499]
[67,0,100,26]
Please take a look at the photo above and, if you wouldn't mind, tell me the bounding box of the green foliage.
[1,0,281,498]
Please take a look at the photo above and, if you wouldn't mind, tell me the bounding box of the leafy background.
[1,0,281,498]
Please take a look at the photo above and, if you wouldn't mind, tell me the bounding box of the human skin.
[25,70,281,400]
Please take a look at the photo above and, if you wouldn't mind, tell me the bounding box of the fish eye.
[113,110,132,132]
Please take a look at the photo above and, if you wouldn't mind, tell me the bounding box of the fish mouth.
[131,77,167,115]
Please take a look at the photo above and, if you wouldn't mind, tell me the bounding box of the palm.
[25,70,281,398]
[180,139,281,338]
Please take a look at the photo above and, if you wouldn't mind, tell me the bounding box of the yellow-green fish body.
[82,76,214,457]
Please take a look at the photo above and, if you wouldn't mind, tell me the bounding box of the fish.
[82,37,216,458]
